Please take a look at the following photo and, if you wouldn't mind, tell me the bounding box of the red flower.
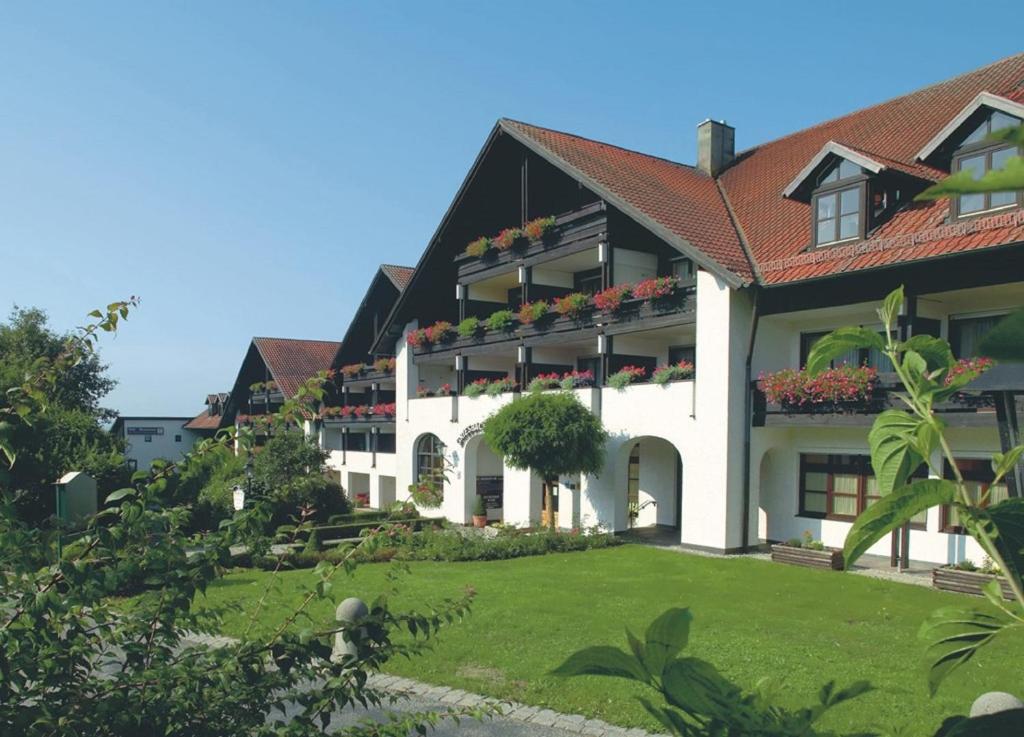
[493,227,523,250]
[632,276,680,300]
[593,284,632,313]
[758,365,877,407]
[523,215,557,241]
[944,357,994,385]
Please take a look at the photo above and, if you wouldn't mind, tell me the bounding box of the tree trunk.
[544,478,555,530]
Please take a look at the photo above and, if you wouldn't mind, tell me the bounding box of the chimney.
[696,119,735,176]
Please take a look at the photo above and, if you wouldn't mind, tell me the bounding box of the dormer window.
[951,109,1021,217]
[811,158,865,246]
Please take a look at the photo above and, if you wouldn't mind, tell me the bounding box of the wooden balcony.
[752,365,1024,428]
[453,201,608,282]
[410,284,697,360]
[339,368,397,390]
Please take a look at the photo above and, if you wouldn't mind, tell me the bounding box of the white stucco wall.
[118,418,196,472]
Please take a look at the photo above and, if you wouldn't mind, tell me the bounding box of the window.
[948,313,1007,358]
[811,159,865,246]
[952,110,1021,217]
[574,268,603,295]
[577,356,602,386]
[627,445,640,512]
[174,434,182,443]
[671,258,695,282]
[941,458,1009,533]
[799,453,926,526]
[668,345,695,367]
[416,433,447,485]
[144,435,152,443]
[800,331,892,372]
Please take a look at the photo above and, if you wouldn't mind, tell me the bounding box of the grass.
[196,545,1021,735]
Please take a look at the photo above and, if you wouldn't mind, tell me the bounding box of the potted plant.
[493,227,523,251]
[607,365,646,390]
[652,360,695,385]
[517,300,549,326]
[472,494,488,528]
[593,283,633,313]
[341,363,365,379]
[406,328,429,350]
[465,236,493,258]
[632,275,680,301]
[485,376,517,397]
[527,373,562,393]
[464,378,489,398]
[485,309,515,333]
[932,559,1014,599]
[457,316,483,339]
[372,357,396,374]
[523,214,557,242]
[770,531,844,570]
[560,369,594,390]
[425,320,455,344]
[757,365,878,412]
[553,292,590,320]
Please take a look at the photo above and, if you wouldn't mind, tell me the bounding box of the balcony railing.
[453,201,608,281]
[410,284,696,359]
[752,365,1024,427]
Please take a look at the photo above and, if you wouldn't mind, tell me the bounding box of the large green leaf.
[878,285,905,331]
[919,606,1017,695]
[643,607,692,677]
[805,327,885,376]
[993,445,1024,485]
[868,410,927,496]
[901,335,954,373]
[970,498,1024,593]
[979,309,1024,362]
[550,645,649,682]
[660,657,740,721]
[918,156,1024,200]
[844,479,957,567]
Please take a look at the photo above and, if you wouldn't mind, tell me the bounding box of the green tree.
[483,392,607,529]
[0,306,126,522]
[251,429,349,527]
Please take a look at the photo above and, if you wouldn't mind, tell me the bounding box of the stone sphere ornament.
[969,691,1024,718]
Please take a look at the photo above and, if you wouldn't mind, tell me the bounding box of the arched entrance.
[621,437,682,533]
[464,435,504,523]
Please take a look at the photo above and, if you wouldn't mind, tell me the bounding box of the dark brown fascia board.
[498,119,748,290]
[339,268,389,360]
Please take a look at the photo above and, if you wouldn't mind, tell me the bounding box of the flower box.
[770,543,844,570]
[932,567,1014,599]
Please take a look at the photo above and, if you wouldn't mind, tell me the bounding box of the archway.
[464,434,505,523]
[621,436,682,533]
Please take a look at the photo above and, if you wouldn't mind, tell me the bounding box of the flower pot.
[472,514,488,529]
[932,567,1014,599]
[770,543,844,570]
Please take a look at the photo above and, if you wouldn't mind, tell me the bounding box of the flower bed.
[593,284,633,313]
[631,275,680,300]
[372,356,396,374]
[463,215,557,259]
[322,402,395,420]
[932,565,1014,600]
[771,533,842,570]
[757,365,878,410]
[464,376,517,398]
[518,300,549,326]
[527,369,595,393]
[553,292,590,320]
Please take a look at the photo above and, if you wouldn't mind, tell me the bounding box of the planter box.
[932,567,1014,600]
[771,544,844,570]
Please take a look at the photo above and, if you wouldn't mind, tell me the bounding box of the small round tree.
[482,392,608,529]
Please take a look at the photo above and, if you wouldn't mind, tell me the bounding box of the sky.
[1,2,1020,417]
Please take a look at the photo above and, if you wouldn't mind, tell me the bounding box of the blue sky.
[1,2,1019,417]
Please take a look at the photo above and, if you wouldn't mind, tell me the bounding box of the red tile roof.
[497,54,1024,287]
[184,411,222,431]
[380,264,415,291]
[252,337,341,397]
[719,53,1024,284]
[501,119,753,284]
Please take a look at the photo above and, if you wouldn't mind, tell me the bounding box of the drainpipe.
[740,287,761,552]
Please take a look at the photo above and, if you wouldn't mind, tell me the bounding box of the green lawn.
[197,546,1021,735]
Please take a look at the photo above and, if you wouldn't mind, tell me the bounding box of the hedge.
[277,517,444,544]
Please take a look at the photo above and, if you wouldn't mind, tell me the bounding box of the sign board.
[476,476,503,511]
[457,422,484,447]
[232,486,246,511]
[127,426,164,436]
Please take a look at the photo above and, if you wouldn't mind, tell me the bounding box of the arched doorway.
[469,438,504,523]
[622,437,682,533]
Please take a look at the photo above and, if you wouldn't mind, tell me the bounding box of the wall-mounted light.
[455,283,466,300]
[517,345,527,363]
[518,266,527,284]
[371,382,379,392]
[597,334,608,354]
[598,241,608,263]
[455,354,465,371]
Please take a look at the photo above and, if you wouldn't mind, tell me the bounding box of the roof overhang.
[916,91,1024,162]
[782,141,885,199]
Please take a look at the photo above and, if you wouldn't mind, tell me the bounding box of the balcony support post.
[455,354,466,396]
[341,428,348,466]
[371,427,378,469]
[516,345,532,389]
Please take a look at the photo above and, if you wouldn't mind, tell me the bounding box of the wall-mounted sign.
[476,476,503,510]
[127,427,164,436]
[456,422,484,447]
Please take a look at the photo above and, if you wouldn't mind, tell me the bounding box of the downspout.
[740,286,761,552]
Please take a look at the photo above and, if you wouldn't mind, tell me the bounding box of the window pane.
[831,494,858,516]
[990,111,1020,132]
[990,148,1017,207]
[840,187,860,214]
[867,346,894,372]
[962,120,988,145]
[804,471,828,492]
[804,453,829,464]
[820,167,839,184]
[804,492,827,514]
[838,159,861,179]
[817,218,835,245]
[833,473,859,494]
[959,192,985,214]
[817,193,837,219]
[839,213,860,239]
[959,153,985,179]
[949,315,1003,358]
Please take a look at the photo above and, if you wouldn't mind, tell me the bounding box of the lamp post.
[233,453,254,512]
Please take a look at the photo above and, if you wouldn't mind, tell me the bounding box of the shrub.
[631,275,679,300]
[485,309,515,333]
[340,363,365,378]
[607,365,646,390]
[553,292,590,320]
[651,360,694,385]
[457,316,482,339]
[517,300,549,326]
[523,214,557,241]
[465,236,492,258]
[372,356,396,374]
[303,527,323,553]
[464,378,489,398]
[409,478,443,508]
[493,227,523,250]
[485,377,517,396]
[593,283,632,313]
